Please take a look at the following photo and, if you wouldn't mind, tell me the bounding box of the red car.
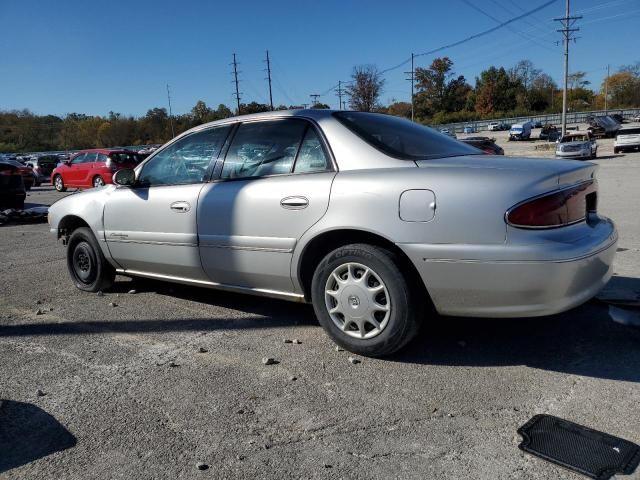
[51,149,140,192]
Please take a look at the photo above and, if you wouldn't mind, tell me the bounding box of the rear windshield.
[109,152,140,164]
[617,128,640,136]
[333,112,480,160]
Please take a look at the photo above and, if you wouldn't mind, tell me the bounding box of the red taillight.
[506,181,597,228]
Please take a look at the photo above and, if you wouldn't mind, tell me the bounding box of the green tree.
[346,65,385,112]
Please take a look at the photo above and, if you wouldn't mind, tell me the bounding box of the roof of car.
[74,148,136,154]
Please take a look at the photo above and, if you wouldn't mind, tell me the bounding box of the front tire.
[54,175,67,192]
[93,176,105,188]
[311,244,420,357]
[67,227,115,292]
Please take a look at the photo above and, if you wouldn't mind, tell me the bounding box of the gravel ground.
[1,143,639,479]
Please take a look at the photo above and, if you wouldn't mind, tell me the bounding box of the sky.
[1,0,639,117]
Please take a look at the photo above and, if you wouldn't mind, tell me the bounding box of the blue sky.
[1,0,639,116]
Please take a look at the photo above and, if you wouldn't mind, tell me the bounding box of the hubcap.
[324,262,391,339]
[55,177,62,189]
[94,177,104,187]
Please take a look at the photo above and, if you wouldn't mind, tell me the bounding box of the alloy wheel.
[93,176,105,187]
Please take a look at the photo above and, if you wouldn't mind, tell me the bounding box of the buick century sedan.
[48,110,617,356]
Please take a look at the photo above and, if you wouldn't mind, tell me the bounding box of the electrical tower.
[231,53,242,115]
[310,94,320,107]
[554,0,581,136]
[404,53,415,122]
[166,84,175,138]
[265,50,274,111]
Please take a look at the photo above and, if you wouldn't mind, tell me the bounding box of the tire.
[613,148,619,154]
[54,175,67,192]
[66,227,115,292]
[311,243,420,357]
[93,176,105,188]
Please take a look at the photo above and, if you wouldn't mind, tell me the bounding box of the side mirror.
[63,160,71,165]
[113,168,136,186]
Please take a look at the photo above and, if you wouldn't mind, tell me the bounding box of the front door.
[103,125,232,280]
[198,118,335,294]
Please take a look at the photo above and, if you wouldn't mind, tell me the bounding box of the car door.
[198,118,336,294]
[78,151,98,187]
[103,125,232,280]
[63,153,86,186]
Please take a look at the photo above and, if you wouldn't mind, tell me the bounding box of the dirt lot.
[1,140,639,479]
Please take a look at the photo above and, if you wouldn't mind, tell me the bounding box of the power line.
[554,0,582,136]
[231,53,242,114]
[265,50,274,111]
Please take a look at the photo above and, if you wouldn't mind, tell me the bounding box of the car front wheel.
[67,227,115,292]
[54,175,67,192]
[311,243,420,357]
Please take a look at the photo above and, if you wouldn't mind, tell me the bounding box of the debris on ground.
[292,339,302,344]
[128,289,137,294]
[262,357,277,365]
[36,389,46,397]
[108,302,117,308]
[335,346,343,352]
[35,309,44,315]
[348,357,360,365]
[0,207,49,225]
[97,291,104,297]
[283,338,292,343]
[196,462,209,471]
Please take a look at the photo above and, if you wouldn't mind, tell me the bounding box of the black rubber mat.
[518,414,640,480]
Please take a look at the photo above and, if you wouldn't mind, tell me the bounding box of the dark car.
[587,116,620,138]
[25,155,60,186]
[610,114,625,124]
[3,159,35,190]
[459,136,504,155]
[539,124,560,142]
[51,148,142,191]
[0,160,27,209]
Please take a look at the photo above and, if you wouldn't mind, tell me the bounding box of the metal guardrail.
[437,108,640,133]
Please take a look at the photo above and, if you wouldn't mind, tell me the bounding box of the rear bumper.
[398,217,617,318]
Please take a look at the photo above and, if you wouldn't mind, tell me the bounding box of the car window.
[71,153,86,165]
[138,125,231,186]
[221,119,307,179]
[97,153,109,162]
[84,152,98,162]
[333,112,480,160]
[293,127,330,173]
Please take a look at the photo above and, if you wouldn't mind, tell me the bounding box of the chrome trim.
[504,180,595,230]
[199,244,292,253]
[115,269,306,302]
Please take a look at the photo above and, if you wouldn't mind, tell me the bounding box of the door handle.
[170,201,191,213]
[280,196,309,209]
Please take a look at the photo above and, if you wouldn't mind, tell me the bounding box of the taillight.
[506,181,597,229]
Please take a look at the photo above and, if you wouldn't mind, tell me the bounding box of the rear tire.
[311,243,421,357]
[54,175,67,192]
[93,176,105,188]
[67,227,115,292]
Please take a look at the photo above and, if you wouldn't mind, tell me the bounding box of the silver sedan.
[48,110,617,356]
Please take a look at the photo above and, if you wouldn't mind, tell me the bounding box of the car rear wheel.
[67,227,115,292]
[311,243,420,357]
[93,176,105,188]
[54,175,67,192]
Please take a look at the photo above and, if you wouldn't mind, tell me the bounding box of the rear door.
[198,118,335,294]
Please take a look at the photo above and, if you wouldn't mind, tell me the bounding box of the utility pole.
[231,53,242,115]
[336,81,343,110]
[166,84,175,138]
[604,64,610,113]
[265,50,274,111]
[554,0,581,136]
[301,103,309,109]
[404,53,415,121]
[309,94,320,107]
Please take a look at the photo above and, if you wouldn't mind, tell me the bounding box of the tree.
[346,65,385,112]
[567,71,594,111]
[602,71,640,108]
[191,100,212,124]
[311,103,330,109]
[474,66,517,114]
[386,101,412,119]
[240,102,271,114]
[415,57,454,115]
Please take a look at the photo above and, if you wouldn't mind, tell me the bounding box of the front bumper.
[555,150,591,159]
[399,217,617,318]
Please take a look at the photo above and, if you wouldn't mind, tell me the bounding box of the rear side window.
[221,119,307,179]
[334,112,480,160]
[294,128,330,173]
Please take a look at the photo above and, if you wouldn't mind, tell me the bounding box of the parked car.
[459,136,504,155]
[25,154,59,186]
[508,122,533,141]
[0,160,26,209]
[613,127,640,154]
[48,110,617,357]
[51,149,141,192]
[463,125,477,134]
[539,124,560,141]
[439,128,457,139]
[487,122,500,131]
[555,132,598,160]
[587,116,620,138]
[632,114,640,122]
[2,159,35,190]
[610,114,625,124]
[533,120,543,128]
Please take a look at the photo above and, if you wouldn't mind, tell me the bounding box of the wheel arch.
[296,228,432,307]
[57,215,91,240]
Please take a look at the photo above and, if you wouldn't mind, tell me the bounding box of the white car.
[488,122,499,131]
[614,127,640,154]
[556,132,598,160]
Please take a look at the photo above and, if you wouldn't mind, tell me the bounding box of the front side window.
[71,153,86,164]
[221,119,307,179]
[334,112,480,160]
[138,126,231,186]
[84,152,98,163]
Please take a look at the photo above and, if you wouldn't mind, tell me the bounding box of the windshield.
[561,135,588,143]
[511,126,523,132]
[617,128,640,136]
[333,112,480,160]
[109,152,140,164]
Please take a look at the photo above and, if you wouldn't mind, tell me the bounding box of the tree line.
[1,58,638,153]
